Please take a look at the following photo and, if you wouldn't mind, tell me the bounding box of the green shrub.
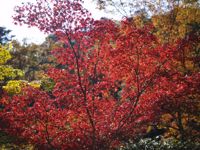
[119,137,200,150]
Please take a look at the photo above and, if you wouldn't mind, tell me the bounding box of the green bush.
[119,137,200,150]
[0,131,34,150]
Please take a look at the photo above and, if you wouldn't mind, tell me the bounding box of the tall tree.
[8,38,56,81]
[0,27,14,45]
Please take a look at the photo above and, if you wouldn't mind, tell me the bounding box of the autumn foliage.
[0,0,199,149]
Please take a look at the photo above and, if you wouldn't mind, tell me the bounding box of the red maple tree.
[0,0,199,149]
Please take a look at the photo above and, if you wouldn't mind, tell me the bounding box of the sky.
[0,0,118,44]
[0,0,46,43]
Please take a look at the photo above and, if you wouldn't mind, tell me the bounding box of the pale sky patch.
[0,0,47,43]
[0,0,119,44]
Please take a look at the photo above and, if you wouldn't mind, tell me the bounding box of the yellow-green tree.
[152,5,200,42]
[0,44,24,95]
[151,4,200,141]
